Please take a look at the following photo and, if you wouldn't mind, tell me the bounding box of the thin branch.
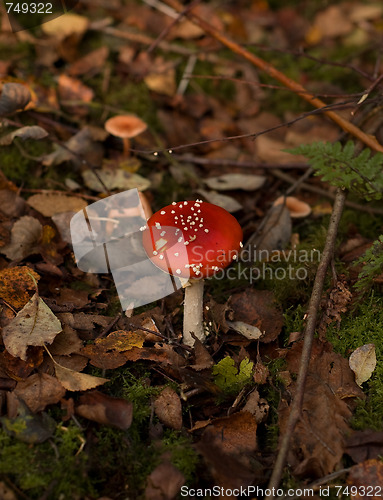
[265,188,347,498]
[162,0,383,154]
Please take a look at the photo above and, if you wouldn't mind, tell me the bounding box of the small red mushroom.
[142,200,243,346]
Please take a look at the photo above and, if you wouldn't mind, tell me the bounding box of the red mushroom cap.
[142,200,243,279]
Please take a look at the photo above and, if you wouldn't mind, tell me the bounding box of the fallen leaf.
[204,173,265,191]
[68,46,109,76]
[190,338,214,371]
[251,204,292,254]
[346,430,383,463]
[54,362,108,392]
[0,82,31,116]
[0,216,42,260]
[94,330,146,352]
[1,396,55,443]
[58,74,94,103]
[0,189,25,217]
[0,266,40,308]
[41,12,89,40]
[313,5,353,38]
[349,344,376,387]
[153,387,182,430]
[0,481,18,500]
[226,320,263,340]
[2,294,62,361]
[27,193,88,217]
[82,168,151,192]
[347,459,383,498]
[242,390,269,423]
[144,66,177,97]
[145,461,184,500]
[14,373,66,412]
[76,390,133,429]
[2,347,44,381]
[229,289,284,343]
[49,326,83,356]
[196,189,243,212]
[0,125,48,146]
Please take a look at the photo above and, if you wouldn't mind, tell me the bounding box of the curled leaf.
[0,126,48,146]
[54,362,108,392]
[0,83,31,116]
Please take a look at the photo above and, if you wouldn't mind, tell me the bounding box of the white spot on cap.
[159,255,164,260]
[174,252,179,256]
[204,229,209,233]
[160,231,166,236]
[184,241,189,245]
[176,269,181,274]
[160,211,165,215]
[240,242,243,248]
[184,201,188,205]
[178,237,183,243]
[171,210,175,214]
[153,251,158,255]
[172,202,176,205]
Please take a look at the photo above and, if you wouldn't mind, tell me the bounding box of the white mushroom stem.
[183,278,206,346]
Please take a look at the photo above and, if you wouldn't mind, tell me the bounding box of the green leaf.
[212,356,254,394]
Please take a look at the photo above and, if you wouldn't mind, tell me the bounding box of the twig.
[162,0,383,153]
[172,154,309,169]
[265,188,347,498]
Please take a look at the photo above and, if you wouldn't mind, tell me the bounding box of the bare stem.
[122,137,131,157]
[183,279,205,346]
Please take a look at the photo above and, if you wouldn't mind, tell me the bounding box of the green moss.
[0,423,93,499]
[162,431,199,482]
[326,293,383,430]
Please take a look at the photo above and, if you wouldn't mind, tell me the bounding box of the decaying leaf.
[27,193,88,217]
[76,390,133,429]
[0,82,31,116]
[54,361,109,392]
[252,204,292,254]
[0,266,40,309]
[2,294,62,361]
[0,216,42,260]
[229,289,284,343]
[145,461,184,500]
[0,125,48,146]
[204,173,265,191]
[1,396,55,444]
[82,168,151,192]
[14,373,66,413]
[0,189,25,217]
[153,386,182,430]
[94,330,146,352]
[346,429,383,463]
[347,459,383,496]
[349,343,376,387]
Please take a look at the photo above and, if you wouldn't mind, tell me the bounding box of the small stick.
[265,188,347,498]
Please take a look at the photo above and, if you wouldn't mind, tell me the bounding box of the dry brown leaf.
[68,46,109,76]
[349,344,376,387]
[95,330,146,352]
[0,266,40,309]
[347,459,383,497]
[153,387,182,430]
[27,193,87,217]
[242,389,269,423]
[313,5,353,38]
[2,294,62,361]
[0,216,42,260]
[49,326,83,356]
[54,361,108,392]
[14,373,66,412]
[76,390,133,429]
[0,189,25,218]
[190,338,214,371]
[252,204,292,254]
[58,74,94,103]
[145,461,185,500]
[346,430,383,463]
[196,189,243,213]
[229,289,284,343]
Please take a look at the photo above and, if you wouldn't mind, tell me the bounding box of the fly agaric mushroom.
[104,114,147,157]
[273,196,311,218]
[142,200,243,346]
